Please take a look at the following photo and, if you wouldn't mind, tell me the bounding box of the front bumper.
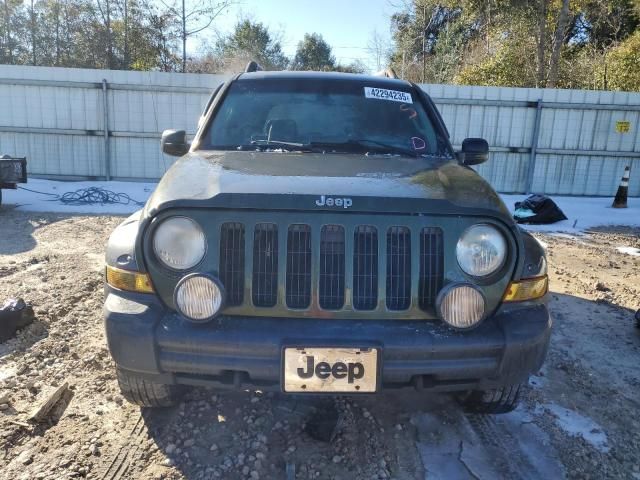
[104,287,551,392]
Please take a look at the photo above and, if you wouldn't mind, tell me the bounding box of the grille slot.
[419,227,444,310]
[386,226,411,310]
[252,223,278,307]
[319,225,345,310]
[286,224,312,309]
[353,226,378,310]
[219,222,245,306]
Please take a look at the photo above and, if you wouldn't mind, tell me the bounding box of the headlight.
[153,216,206,270]
[174,274,224,322]
[456,224,507,277]
[437,284,485,329]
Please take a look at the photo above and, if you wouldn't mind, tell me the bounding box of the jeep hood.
[144,151,512,221]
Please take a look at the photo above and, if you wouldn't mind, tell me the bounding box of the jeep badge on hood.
[315,195,353,208]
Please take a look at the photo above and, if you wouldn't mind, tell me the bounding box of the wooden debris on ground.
[28,382,70,423]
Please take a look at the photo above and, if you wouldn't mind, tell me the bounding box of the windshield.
[202,78,450,157]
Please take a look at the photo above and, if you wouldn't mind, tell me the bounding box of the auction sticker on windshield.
[364,87,413,104]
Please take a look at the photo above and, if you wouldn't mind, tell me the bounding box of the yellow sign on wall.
[616,120,631,133]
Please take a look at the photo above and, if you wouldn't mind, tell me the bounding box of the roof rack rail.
[374,68,398,79]
[245,61,264,73]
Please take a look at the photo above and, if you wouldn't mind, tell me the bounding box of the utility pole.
[3,0,13,63]
[182,0,187,72]
[30,0,36,65]
[105,0,113,69]
[422,5,426,84]
[123,0,129,69]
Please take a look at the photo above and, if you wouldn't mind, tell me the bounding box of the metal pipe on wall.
[525,99,544,194]
[102,79,111,181]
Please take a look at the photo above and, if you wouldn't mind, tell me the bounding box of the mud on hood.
[144,151,512,221]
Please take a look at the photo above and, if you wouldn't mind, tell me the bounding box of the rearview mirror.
[161,129,189,157]
[458,138,489,166]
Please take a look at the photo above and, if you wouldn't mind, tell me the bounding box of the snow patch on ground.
[547,232,593,246]
[0,365,17,381]
[1,178,155,215]
[501,194,640,233]
[616,246,640,256]
[540,402,610,452]
[413,401,565,479]
[2,180,639,234]
[528,374,547,389]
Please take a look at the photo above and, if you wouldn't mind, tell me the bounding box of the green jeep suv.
[104,67,550,413]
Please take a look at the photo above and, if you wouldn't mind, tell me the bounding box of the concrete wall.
[1,65,638,196]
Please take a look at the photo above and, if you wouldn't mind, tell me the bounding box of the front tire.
[459,383,522,414]
[116,368,183,407]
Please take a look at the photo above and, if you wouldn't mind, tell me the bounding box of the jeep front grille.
[353,225,378,310]
[319,225,346,310]
[216,219,444,317]
[219,222,245,306]
[286,225,312,308]
[252,223,278,307]
[386,226,411,310]
[419,227,444,309]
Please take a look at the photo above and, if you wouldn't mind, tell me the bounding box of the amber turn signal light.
[106,265,154,293]
[503,275,548,302]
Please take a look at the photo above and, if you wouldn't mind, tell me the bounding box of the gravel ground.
[0,211,639,480]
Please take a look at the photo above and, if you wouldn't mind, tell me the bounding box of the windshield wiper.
[249,139,308,149]
[309,139,422,157]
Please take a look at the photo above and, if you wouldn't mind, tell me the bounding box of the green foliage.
[0,0,180,71]
[454,33,538,87]
[218,19,288,70]
[333,60,367,74]
[388,0,640,91]
[606,30,640,91]
[292,33,336,71]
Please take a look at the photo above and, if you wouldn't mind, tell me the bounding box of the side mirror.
[161,129,189,157]
[458,138,489,166]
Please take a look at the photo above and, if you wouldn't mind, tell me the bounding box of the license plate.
[283,347,378,393]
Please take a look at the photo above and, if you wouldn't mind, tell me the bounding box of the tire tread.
[460,384,522,414]
[116,368,181,407]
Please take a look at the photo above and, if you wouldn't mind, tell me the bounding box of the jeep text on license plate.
[283,347,378,393]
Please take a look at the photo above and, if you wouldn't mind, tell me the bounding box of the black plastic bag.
[514,194,567,225]
[0,298,35,342]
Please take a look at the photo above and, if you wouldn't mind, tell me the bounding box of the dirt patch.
[0,211,639,479]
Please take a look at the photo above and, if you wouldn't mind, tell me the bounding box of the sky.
[201,0,396,72]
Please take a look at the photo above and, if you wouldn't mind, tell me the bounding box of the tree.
[454,28,538,87]
[292,33,335,71]
[218,19,288,70]
[95,0,114,68]
[367,29,390,71]
[388,1,464,83]
[157,0,234,72]
[605,30,640,91]
[386,0,640,90]
[536,0,547,87]
[0,0,27,64]
[547,0,571,87]
[333,60,367,73]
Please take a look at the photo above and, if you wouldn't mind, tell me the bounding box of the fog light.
[174,274,224,322]
[437,284,485,329]
[503,276,548,302]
